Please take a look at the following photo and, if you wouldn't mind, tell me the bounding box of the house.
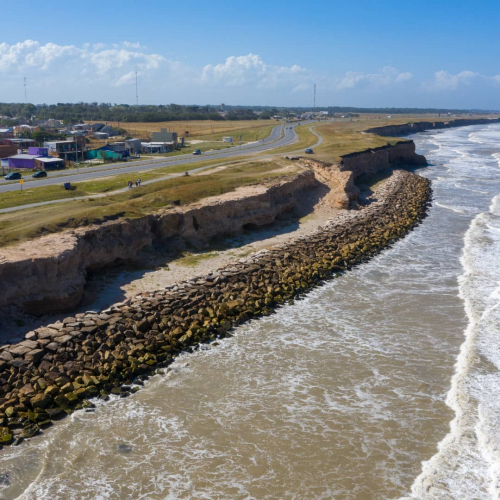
[3,147,65,170]
[0,127,14,138]
[0,128,14,145]
[28,147,48,156]
[44,138,85,161]
[72,123,92,132]
[124,138,142,155]
[99,126,119,137]
[34,156,65,170]
[14,125,39,136]
[67,130,86,137]
[4,154,41,169]
[151,128,178,147]
[0,145,18,158]
[85,144,129,161]
[4,137,36,149]
[91,123,105,132]
[141,142,175,153]
[94,131,109,140]
[41,119,64,129]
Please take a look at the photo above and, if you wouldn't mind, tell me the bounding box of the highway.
[0,121,312,194]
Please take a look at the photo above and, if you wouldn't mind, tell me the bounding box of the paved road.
[0,122,316,194]
[0,125,324,214]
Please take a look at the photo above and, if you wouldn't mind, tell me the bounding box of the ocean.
[1,123,499,499]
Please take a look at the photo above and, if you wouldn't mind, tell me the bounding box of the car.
[305,148,314,154]
[192,149,202,155]
[32,170,47,178]
[4,172,22,180]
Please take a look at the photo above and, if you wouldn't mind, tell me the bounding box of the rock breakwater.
[0,170,431,447]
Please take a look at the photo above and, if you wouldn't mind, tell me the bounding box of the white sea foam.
[407,187,500,497]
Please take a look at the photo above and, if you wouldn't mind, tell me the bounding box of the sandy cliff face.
[364,117,500,137]
[301,140,427,209]
[0,139,427,315]
[0,172,317,314]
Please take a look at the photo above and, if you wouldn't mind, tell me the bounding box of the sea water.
[0,124,499,499]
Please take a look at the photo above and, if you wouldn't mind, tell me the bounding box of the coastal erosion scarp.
[0,168,431,446]
[364,117,500,137]
[0,170,318,315]
[0,140,426,315]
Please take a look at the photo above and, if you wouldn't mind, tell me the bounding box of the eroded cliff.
[364,117,500,137]
[0,171,318,314]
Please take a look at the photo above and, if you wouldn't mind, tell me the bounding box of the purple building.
[28,147,48,156]
[6,154,42,169]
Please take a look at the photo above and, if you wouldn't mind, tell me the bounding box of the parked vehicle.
[32,170,47,178]
[305,148,314,154]
[4,172,22,180]
[193,149,202,155]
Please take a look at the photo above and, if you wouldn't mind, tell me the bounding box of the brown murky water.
[1,124,500,499]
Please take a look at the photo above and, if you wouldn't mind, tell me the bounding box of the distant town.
[0,107,334,172]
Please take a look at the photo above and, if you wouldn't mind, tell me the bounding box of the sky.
[1,0,500,109]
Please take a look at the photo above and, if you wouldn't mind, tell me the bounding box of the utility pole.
[24,77,27,104]
[135,66,139,106]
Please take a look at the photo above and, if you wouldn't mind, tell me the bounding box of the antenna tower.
[313,83,316,112]
[24,77,27,104]
[135,66,139,106]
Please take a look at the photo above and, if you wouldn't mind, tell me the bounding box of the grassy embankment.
[3,113,491,249]
[0,159,301,248]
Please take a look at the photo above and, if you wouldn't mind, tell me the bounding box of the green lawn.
[0,160,300,248]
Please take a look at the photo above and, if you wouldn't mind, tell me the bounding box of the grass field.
[0,155,257,210]
[5,112,498,249]
[0,159,300,248]
[87,119,278,141]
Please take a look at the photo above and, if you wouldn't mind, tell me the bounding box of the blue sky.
[1,0,499,109]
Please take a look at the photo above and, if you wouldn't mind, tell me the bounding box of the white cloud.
[0,40,186,95]
[201,53,311,89]
[332,66,413,91]
[427,70,500,91]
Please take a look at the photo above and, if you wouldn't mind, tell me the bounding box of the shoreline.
[0,168,431,447]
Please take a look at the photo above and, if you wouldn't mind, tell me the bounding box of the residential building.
[34,156,65,170]
[72,123,93,132]
[44,138,85,161]
[124,138,142,155]
[4,137,36,149]
[85,144,129,161]
[4,154,41,169]
[0,128,14,145]
[28,147,48,156]
[41,119,63,129]
[141,142,175,153]
[99,126,119,137]
[94,131,109,139]
[0,145,18,158]
[151,128,178,147]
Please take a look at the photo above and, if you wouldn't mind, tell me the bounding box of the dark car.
[193,149,202,155]
[4,172,22,180]
[305,148,314,154]
[32,170,47,178]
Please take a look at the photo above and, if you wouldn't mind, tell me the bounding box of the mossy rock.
[0,427,13,444]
